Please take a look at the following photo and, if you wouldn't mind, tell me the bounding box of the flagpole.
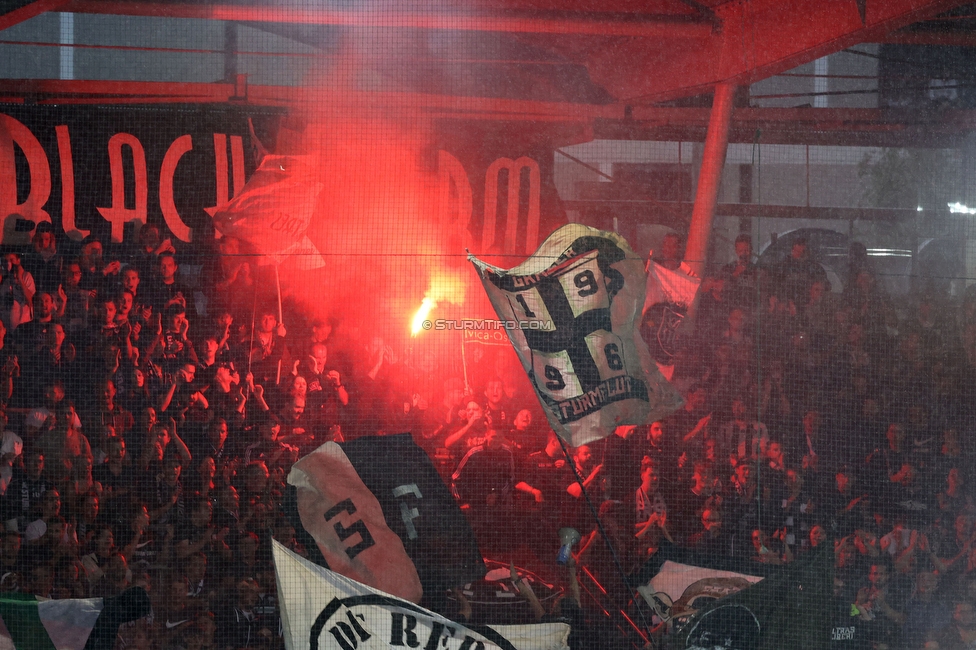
[247,270,257,379]
[275,263,283,386]
[460,330,471,395]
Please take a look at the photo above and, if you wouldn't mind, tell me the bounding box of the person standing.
[0,250,34,332]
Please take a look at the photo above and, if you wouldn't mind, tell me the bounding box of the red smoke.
[238,34,535,399]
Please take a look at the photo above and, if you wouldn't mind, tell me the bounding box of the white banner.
[273,540,569,650]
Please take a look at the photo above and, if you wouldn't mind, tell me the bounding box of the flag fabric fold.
[211,154,326,270]
[272,540,569,650]
[642,261,701,379]
[286,434,486,603]
[470,224,682,447]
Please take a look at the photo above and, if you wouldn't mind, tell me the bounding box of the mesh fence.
[3,10,976,650]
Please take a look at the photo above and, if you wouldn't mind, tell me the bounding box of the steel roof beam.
[0,0,71,31]
[61,1,715,37]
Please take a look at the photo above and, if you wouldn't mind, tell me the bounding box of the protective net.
[2,6,976,650]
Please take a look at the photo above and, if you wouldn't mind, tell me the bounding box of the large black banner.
[0,104,566,259]
[0,104,268,254]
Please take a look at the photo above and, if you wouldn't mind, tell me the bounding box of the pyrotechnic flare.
[411,297,436,336]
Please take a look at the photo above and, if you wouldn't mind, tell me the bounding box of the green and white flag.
[0,589,150,650]
[273,540,569,650]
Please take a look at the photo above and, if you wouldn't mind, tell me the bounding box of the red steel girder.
[61,1,715,38]
[0,0,71,31]
[577,0,974,101]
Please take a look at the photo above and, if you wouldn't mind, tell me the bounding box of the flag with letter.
[285,434,486,604]
[272,540,569,650]
[211,154,326,270]
[642,261,701,378]
[470,224,682,447]
[0,588,150,650]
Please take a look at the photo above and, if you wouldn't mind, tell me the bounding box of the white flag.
[272,540,569,650]
[470,224,682,447]
[644,262,701,314]
[643,560,761,620]
[211,154,325,270]
[642,261,701,376]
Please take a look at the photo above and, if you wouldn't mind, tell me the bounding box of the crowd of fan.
[395,232,976,650]
[0,219,974,650]
[616,233,976,650]
[0,223,361,650]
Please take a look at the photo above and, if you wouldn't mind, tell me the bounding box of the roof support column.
[685,82,735,278]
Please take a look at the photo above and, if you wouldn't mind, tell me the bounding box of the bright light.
[410,298,437,336]
[949,202,976,214]
[917,206,923,212]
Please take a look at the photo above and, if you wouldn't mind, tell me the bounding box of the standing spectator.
[77,237,120,296]
[420,377,465,452]
[300,348,348,436]
[718,396,768,467]
[687,507,731,556]
[21,222,62,295]
[127,224,174,288]
[60,261,89,334]
[722,233,761,311]
[902,571,952,648]
[146,453,186,535]
[855,562,908,646]
[243,415,297,472]
[12,291,58,357]
[87,378,134,442]
[650,231,697,276]
[148,253,191,314]
[0,250,34,331]
[216,578,274,650]
[35,405,91,482]
[482,377,512,431]
[936,600,976,649]
[0,410,22,496]
[249,308,288,389]
[23,488,61,542]
[778,237,827,307]
[200,236,252,321]
[3,449,49,532]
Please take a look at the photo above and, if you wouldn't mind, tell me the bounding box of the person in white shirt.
[0,410,22,496]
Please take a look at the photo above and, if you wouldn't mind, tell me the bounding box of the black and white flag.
[470,224,682,447]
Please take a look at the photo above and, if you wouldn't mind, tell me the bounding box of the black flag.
[285,434,486,603]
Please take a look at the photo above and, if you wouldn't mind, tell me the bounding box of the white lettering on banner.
[95,132,148,243]
[831,626,855,641]
[160,135,194,242]
[392,484,422,540]
[54,124,90,240]
[0,114,52,233]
